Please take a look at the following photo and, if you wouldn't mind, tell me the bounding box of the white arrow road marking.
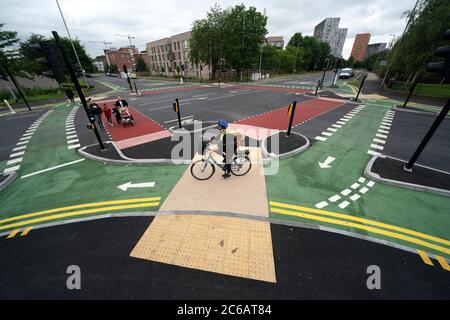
[118,181,156,191]
[318,156,336,169]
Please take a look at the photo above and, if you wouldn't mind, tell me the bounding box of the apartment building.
[365,42,387,60]
[350,33,371,62]
[146,31,209,78]
[313,17,348,57]
[266,36,284,50]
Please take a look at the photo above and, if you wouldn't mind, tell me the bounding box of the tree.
[389,0,450,82]
[261,44,281,71]
[136,58,148,72]
[189,4,267,79]
[189,4,226,80]
[286,33,330,71]
[222,4,267,76]
[0,22,30,79]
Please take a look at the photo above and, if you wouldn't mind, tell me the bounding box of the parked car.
[130,72,137,79]
[339,68,353,79]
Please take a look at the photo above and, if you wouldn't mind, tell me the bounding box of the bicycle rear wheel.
[190,159,215,180]
[230,156,252,176]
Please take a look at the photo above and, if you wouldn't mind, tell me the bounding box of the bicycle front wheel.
[230,156,252,176]
[190,159,215,180]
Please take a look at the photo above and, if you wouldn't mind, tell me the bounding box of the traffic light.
[32,40,66,84]
[123,64,128,74]
[426,29,450,78]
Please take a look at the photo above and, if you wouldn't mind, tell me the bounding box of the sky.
[0,0,417,59]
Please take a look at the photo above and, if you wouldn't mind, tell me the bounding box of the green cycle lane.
[265,103,450,258]
[0,104,186,233]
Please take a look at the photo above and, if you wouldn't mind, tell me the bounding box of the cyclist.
[215,120,244,179]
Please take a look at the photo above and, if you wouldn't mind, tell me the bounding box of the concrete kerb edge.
[261,131,310,160]
[393,104,450,118]
[77,141,191,166]
[0,171,18,192]
[2,209,448,262]
[364,154,450,197]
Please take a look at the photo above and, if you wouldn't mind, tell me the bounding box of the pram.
[120,108,134,127]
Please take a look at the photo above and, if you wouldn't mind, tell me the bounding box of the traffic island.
[261,131,310,159]
[365,155,450,197]
[0,171,17,192]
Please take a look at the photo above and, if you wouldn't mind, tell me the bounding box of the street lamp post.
[55,0,90,89]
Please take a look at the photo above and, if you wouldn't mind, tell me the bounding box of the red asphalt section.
[98,103,167,142]
[235,98,346,130]
[230,85,311,94]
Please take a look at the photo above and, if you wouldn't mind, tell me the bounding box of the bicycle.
[190,140,252,180]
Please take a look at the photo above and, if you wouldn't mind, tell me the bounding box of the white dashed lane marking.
[314,105,365,142]
[315,177,376,210]
[66,106,80,150]
[2,110,52,174]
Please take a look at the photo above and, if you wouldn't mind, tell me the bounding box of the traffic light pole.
[404,98,450,171]
[0,58,32,111]
[52,31,105,150]
[402,81,418,108]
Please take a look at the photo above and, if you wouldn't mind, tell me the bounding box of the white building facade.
[313,18,348,57]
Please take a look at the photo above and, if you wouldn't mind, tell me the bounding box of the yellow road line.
[6,229,21,239]
[0,197,161,225]
[417,250,434,266]
[20,226,33,237]
[435,256,450,272]
[270,201,450,247]
[0,202,160,231]
[270,207,450,256]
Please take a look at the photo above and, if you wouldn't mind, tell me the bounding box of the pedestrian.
[114,96,129,108]
[87,98,104,129]
[66,88,75,103]
[112,105,122,125]
[103,104,113,126]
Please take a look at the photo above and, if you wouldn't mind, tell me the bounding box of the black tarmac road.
[0,216,449,299]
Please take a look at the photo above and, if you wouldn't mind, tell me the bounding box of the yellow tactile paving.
[130,215,276,283]
[159,147,269,218]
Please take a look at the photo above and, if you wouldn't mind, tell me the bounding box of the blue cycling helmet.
[217,119,229,129]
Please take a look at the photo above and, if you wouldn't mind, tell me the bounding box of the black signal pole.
[52,31,105,150]
[404,99,450,171]
[0,58,31,111]
[402,81,418,108]
[354,74,367,101]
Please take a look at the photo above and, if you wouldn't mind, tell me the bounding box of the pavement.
[1,72,450,299]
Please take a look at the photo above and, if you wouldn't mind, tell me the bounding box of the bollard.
[314,81,320,96]
[174,98,182,129]
[3,100,16,114]
[286,101,297,137]
[354,75,367,101]
[402,81,417,108]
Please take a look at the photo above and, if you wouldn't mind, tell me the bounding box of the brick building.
[350,33,371,62]
[146,31,209,79]
[104,46,139,75]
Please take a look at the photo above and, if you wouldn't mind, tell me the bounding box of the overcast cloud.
[0,0,416,59]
